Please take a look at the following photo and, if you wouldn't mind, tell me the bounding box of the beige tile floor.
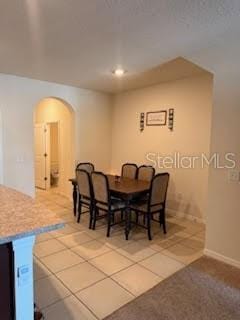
[34,188,205,320]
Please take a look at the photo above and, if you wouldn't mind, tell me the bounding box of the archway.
[34,97,75,197]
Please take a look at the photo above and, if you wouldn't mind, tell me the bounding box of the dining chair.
[91,171,126,236]
[130,172,169,240]
[121,163,138,179]
[76,168,94,229]
[135,165,155,224]
[137,165,155,181]
[76,162,95,174]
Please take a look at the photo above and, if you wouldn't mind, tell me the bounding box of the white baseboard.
[166,208,205,224]
[204,249,240,269]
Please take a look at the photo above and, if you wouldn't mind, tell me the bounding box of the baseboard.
[166,208,205,224]
[204,249,240,269]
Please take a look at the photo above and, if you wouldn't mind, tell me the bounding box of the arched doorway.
[34,97,75,197]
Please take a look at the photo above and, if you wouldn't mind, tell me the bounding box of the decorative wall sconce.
[140,112,145,132]
[168,108,174,131]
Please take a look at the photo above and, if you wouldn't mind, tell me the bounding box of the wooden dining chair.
[135,165,155,224]
[91,171,126,236]
[137,165,155,182]
[76,162,95,174]
[76,168,94,229]
[130,172,169,240]
[121,163,138,179]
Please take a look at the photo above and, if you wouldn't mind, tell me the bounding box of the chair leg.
[89,204,93,229]
[77,198,82,223]
[107,211,112,237]
[161,209,167,234]
[92,207,98,230]
[159,211,162,227]
[147,213,152,240]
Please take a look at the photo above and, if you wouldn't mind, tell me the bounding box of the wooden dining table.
[69,175,150,239]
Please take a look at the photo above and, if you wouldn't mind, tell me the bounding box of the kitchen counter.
[0,185,65,320]
[0,185,64,244]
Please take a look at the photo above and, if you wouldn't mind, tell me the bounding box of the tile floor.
[34,188,205,320]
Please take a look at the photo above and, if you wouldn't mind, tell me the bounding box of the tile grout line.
[36,225,203,275]
[36,254,101,319]
[35,192,205,319]
[42,293,100,320]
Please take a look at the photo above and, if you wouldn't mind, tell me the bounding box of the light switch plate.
[18,265,31,287]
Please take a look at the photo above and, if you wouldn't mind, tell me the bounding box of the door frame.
[34,123,49,190]
[47,121,60,189]
[45,123,50,190]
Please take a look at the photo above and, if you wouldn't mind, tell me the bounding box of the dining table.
[69,174,150,240]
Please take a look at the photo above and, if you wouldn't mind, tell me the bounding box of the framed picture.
[146,111,167,126]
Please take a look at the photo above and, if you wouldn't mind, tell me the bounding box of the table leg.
[125,203,132,240]
[72,183,77,216]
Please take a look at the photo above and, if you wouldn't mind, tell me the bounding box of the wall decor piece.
[140,112,145,132]
[146,111,167,126]
[168,108,174,131]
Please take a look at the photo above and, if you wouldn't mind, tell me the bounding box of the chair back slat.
[76,169,92,198]
[150,173,169,207]
[121,163,138,179]
[138,165,155,182]
[91,172,109,204]
[76,162,94,174]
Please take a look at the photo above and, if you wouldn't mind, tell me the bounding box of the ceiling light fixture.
[112,68,126,77]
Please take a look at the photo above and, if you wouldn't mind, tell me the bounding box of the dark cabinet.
[0,243,14,320]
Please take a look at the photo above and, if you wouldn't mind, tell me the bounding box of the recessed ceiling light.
[112,68,126,77]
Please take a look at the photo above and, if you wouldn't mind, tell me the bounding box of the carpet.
[105,256,240,320]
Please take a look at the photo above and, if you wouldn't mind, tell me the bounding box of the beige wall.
[204,75,240,265]
[184,32,240,266]
[111,74,213,221]
[0,74,112,197]
[35,98,73,195]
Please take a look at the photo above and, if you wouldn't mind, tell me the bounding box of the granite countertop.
[0,185,64,245]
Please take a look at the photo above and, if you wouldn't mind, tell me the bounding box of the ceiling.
[0,0,240,93]
[108,57,211,93]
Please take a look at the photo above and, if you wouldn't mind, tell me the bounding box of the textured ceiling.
[0,0,239,93]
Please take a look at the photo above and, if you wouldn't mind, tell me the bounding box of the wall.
[186,29,240,266]
[204,76,240,266]
[35,99,73,195]
[111,74,213,221]
[0,73,112,197]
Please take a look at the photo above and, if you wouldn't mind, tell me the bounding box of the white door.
[34,123,50,189]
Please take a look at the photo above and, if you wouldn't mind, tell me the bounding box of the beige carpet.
[105,256,240,320]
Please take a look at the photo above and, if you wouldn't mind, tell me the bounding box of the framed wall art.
[146,110,167,126]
